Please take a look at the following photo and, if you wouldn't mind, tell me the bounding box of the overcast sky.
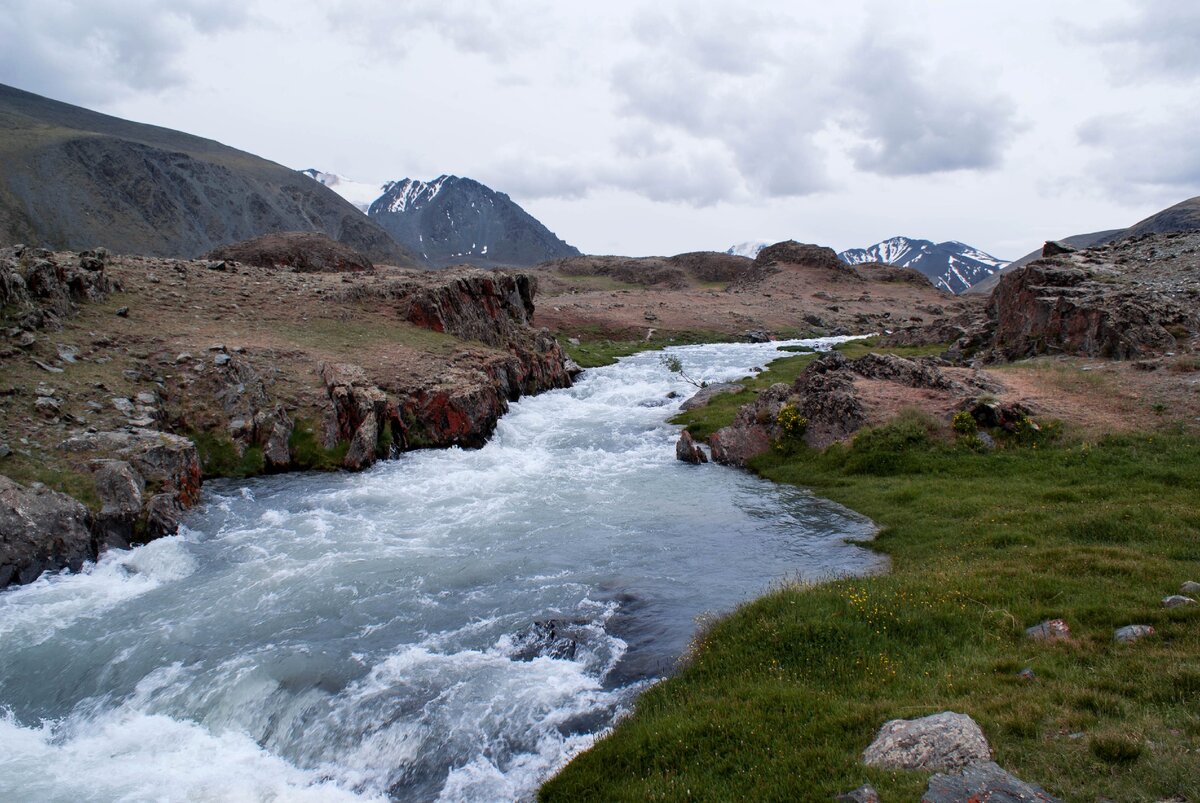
[2,0,1197,258]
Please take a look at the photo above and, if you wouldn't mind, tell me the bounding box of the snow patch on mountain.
[300,169,385,213]
[838,236,1008,294]
[725,241,770,258]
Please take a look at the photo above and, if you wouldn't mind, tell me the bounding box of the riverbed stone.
[922,761,1061,803]
[675,430,708,464]
[862,711,990,771]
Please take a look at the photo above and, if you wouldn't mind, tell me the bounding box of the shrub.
[842,411,937,475]
[952,410,977,436]
[774,404,808,454]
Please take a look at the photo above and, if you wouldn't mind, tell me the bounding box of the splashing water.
[0,338,882,801]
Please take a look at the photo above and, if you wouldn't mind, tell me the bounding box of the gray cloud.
[839,40,1020,176]
[0,0,248,104]
[1078,111,1200,197]
[325,0,553,62]
[1090,1,1200,81]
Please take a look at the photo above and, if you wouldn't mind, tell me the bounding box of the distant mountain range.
[838,237,1008,294]
[727,237,1008,294]
[0,84,415,265]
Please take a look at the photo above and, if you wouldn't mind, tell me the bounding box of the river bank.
[541,342,1200,801]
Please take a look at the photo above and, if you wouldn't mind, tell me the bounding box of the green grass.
[287,419,349,471]
[189,430,265,479]
[542,348,1200,802]
[0,455,99,509]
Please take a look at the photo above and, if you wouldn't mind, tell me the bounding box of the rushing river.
[0,338,882,802]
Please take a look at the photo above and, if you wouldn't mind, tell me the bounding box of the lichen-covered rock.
[1161,595,1196,608]
[836,785,880,803]
[922,761,1061,803]
[0,475,95,588]
[60,429,202,507]
[320,362,397,470]
[862,711,991,772]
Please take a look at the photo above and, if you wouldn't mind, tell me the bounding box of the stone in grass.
[1162,595,1196,608]
[922,761,1062,803]
[1025,619,1070,642]
[835,784,880,803]
[862,711,990,772]
[1113,624,1155,643]
[1180,580,1200,595]
[1018,667,1036,681]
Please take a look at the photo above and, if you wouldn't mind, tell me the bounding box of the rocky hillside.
[954,231,1200,362]
[0,84,416,265]
[0,243,574,589]
[366,175,580,268]
[838,237,1008,295]
[967,195,1200,296]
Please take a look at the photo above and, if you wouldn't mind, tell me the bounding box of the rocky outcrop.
[0,475,95,587]
[754,241,845,271]
[1,245,116,334]
[707,352,989,466]
[963,232,1200,362]
[862,712,991,772]
[207,232,374,273]
[60,429,202,506]
[393,269,539,346]
[320,362,399,470]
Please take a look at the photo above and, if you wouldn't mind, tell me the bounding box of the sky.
[2,0,1197,259]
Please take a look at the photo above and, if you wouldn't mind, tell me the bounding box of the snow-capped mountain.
[725,241,770,259]
[838,237,1008,294]
[367,175,580,268]
[300,169,386,213]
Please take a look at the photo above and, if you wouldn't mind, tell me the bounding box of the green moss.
[0,456,100,509]
[189,431,265,479]
[287,419,349,471]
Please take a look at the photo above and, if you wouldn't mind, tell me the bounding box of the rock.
[976,431,996,450]
[207,232,373,273]
[91,460,145,549]
[0,475,96,589]
[1025,619,1071,642]
[206,260,227,271]
[563,357,584,378]
[835,785,880,803]
[144,492,185,539]
[744,329,770,343]
[343,410,379,471]
[134,392,158,405]
[16,331,36,348]
[259,412,293,470]
[213,353,231,366]
[508,619,586,661]
[60,429,202,508]
[56,344,78,363]
[862,712,991,772]
[754,240,845,271]
[679,382,743,411]
[0,443,10,459]
[1042,240,1077,258]
[111,397,134,415]
[1179,580,1200,595]
[1114,624,1155,643]
[1018,667,1036,681]
[34,396,61,417]
[675,430,708,464]
[1161,595,1195,608]
[922,761,1062,803]
[115,306,129,317]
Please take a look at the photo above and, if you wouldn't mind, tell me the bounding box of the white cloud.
[1078,111,1200,198]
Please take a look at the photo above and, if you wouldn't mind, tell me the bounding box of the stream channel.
[0,338,883,801]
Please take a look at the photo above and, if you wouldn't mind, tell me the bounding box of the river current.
[0,338,882,802]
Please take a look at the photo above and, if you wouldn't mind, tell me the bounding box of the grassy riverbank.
[541,350,1200,801]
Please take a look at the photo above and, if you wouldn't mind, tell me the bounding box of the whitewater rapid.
[0,338,882,802]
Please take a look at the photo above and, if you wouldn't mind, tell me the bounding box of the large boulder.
[0,475,96,588]
[91,459,144,549]
[862,712,991,772]
[754,240,845,271]
[60,429,202,507]
[675,430,708,464]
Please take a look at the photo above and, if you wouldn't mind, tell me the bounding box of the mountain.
[366,175,580,268]
[0,83,416,265]
[837,237,1008,294]
[299,169,385,214]
[964,195,1200,295]
[725,241,769,259]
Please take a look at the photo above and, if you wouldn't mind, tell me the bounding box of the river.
[0,338,883,802]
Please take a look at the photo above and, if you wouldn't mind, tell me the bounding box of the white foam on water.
[0,336,879,802]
